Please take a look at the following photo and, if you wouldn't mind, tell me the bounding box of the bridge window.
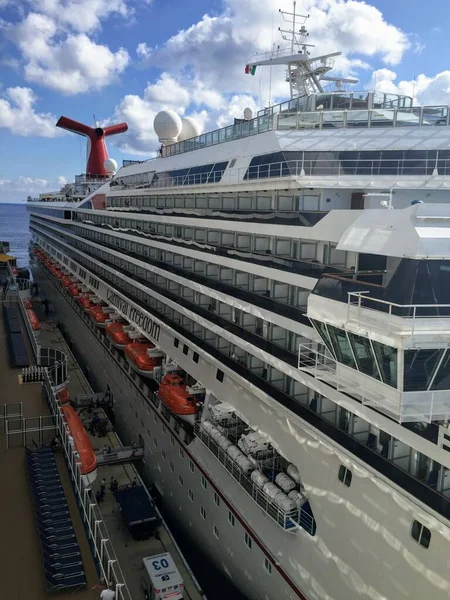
[431,350,450,390]
[372,341,398,388]
[348,333,380,380]
[327,325,355,367]
[411,520,431,548]
[404,349,443,391]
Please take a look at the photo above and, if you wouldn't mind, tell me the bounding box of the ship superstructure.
[27,7,450,600]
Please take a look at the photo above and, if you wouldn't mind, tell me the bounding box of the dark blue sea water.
[0,203,30,268]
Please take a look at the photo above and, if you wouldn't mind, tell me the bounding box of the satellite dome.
[153,110,183,144]
[178,116,202,141]
[243,107,253,120]
[104,158,118,174]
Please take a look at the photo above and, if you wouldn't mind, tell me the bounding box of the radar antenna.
[245,1,358,99]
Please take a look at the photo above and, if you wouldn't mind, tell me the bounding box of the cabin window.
[170,435,175,446]
[178,475,184,487]
[216,369,224,382]
[188,489,194,502]
[179,448,184,459]
[161,450,166,460]
[183,344,189,355]
[338,465,352,487]
[174,338,179,348]
[411,520,431,548]
[189,460,195,472]
[193,352,199,363]
[169,461,174,472]
[201,476,207,489]
[162,424,166,435]
[214,492,220,507]
[244,532,252,549]
[153,438,158,448]
[264,558,272,574]
[200,506,206,520]
[213,525,220,539]
[228,512,235,526]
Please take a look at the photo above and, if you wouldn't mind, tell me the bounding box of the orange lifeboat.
[44,259,52,269]
[24,298,32,309]
[124,342,162,378]
[26,309,41,332]
[78,293,95,312]
[55,269,64,280]
[61,405,97,482]
[69,283,80,297]
[158,374,198,423]
[89,305,108,328]
[62,275,72,288]
[106,322,132,349]
[58,387,70,404]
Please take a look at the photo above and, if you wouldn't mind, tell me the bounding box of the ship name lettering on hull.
[106,289,160,341]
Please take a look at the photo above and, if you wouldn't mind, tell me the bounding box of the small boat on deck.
[157,374,199,424]
[58,387,70,404]
[69,283,80,297]
[78,292,95,312]
[124,342,163,378]
[26,309,41,335]
[24,298,32,309]
[89,305,109,328]
[62,275,73,288]
[61,405,97,483]
[106,321,132,349]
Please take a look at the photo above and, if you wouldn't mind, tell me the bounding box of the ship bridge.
[300,203,450,424]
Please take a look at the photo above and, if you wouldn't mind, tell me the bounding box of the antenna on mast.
[245,1,358,99]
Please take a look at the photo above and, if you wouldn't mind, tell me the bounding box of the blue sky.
[0,0,449,202]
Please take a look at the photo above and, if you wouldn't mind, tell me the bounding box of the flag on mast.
[245,65,257,75]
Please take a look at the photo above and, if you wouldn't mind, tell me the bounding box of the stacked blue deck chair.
[25,446,86,593]
[3,305,29,367]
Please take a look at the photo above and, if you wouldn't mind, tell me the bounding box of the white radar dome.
[153,110,183,144]
[178,116,202,141]
[243,107,253,120]
[104,158,118,174]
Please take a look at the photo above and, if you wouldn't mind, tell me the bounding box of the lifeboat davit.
[61,405,97,483]
[89,305,109,328]
[106,322,132,349]
[58,387,70,404]
[24,298,32,309]
[124,342,162,378]
[26,309,41,333]
[158,374,199,424]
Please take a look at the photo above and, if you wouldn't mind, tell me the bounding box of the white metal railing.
[346,291,450,336]
[298,342,450,423]
[195,423,316,534]
[110,154,450,193]
[43,373,132,600]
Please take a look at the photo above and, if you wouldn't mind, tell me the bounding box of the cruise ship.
[27,8,450,600]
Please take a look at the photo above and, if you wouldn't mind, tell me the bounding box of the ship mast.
[246,2,358,99]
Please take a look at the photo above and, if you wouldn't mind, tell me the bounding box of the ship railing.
[42,372,132,600]
[110,152,450,193]
[346,291,450,336]
[9,274,69,389]
[160,96,449,158]
[298,343,450,423]
[194,423,316,535]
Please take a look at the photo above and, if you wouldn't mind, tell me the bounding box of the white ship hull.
[32,261,450,600]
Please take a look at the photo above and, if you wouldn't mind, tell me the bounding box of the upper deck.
[162,91,449,159]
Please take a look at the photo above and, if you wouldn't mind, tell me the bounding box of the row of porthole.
[174,336,223,380]
[338,465,431,549]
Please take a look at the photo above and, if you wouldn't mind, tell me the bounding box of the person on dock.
[92,580,115,599]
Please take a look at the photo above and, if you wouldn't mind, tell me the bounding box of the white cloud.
[368,69,450,105]
[12,13,129,94]
[0,175,68,203]
[0,86,64,137]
